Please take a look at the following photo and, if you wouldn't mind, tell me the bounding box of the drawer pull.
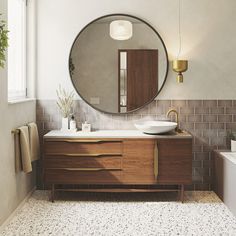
[47,168,122,171]
[46,139,122,143]
[46,153,122,157]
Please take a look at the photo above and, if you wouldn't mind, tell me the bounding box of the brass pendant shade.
[172,60,188,83]
[173,0,188,83]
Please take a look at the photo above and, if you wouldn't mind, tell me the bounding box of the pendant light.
[172,0,188,83]
[110,20,133,40]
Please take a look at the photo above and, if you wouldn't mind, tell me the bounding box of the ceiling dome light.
[110,20,133,40]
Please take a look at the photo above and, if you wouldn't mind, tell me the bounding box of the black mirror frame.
[68,13,169,115]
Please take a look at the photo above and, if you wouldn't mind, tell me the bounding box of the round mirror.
[69,14,168,114]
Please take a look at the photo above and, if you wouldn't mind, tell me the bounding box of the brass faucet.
[166,109,181,133]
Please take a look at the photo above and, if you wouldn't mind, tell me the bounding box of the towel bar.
[11,129,20,134]
[11,122,36,134]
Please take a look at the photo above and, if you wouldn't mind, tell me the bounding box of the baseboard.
[0,187,36,231]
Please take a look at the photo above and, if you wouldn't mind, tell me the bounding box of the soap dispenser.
[82,121,91,132]
[82,113,91,132]
[69,115,77,132]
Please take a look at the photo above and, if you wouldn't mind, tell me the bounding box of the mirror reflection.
[69,15,168,114]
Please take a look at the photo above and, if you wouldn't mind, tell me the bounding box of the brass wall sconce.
[172,60,188,83]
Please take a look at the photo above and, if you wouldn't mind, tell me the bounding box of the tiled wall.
[37,99,236,190]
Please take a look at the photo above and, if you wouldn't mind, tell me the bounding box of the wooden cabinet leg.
[51,184,55,203]
[180,184,184,203]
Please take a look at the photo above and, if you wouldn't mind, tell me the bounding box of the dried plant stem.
[56,85,74,118]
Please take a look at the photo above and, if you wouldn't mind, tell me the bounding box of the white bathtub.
[220,152,236,165]
[214,151,236,216]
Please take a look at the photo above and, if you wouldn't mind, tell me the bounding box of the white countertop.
[44,130,192,139]
[220,152,236,165]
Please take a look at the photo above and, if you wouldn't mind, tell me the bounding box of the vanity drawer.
[44,168,122,184]
[44,139,123,155]
[44,156,122,168]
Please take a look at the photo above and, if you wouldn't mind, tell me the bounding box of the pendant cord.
[177,0,182,59]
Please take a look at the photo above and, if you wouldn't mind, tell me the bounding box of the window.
[8,0,27,101]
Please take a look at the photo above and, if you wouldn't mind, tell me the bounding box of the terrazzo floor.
[1,190,236,236]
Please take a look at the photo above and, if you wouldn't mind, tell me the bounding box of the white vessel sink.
[134,120,177,134]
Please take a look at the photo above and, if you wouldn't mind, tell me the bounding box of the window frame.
[7,0,28,102]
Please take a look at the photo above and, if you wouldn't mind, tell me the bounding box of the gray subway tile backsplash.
[226,107,236,114]
[179,107,194,115]
[202,114,218,123]
[36,99,236,191]
[218,100,233,107]
[187,100,203,107]
[194,122,210,130]
[203,100,218,107]
[171,100,187,108]
[226,123,236,130]
[209,107,225,114]
[188,114,202,123]
[195,107,210,114]
[218,114,233,123]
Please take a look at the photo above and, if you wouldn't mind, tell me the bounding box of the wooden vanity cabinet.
[43,137,192,202]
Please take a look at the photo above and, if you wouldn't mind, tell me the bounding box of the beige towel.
[14,132,22,173]
[28,122,40,162]
[18,126,32,173]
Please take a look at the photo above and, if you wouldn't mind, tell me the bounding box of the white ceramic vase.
[61,117,69,131]
[231,140,236,152]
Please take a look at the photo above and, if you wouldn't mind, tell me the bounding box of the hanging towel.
[18,126,32,173]
[14,132,22,173]
[28,122,40,162]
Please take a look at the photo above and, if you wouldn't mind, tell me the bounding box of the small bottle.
[69,115,77,132]
[82,121,91,132]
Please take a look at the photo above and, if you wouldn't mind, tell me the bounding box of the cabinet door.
[157,139,192,184]
[122,139,157,184]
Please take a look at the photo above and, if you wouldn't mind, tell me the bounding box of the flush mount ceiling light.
[110,20,133,40]
[172,0,188,83]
